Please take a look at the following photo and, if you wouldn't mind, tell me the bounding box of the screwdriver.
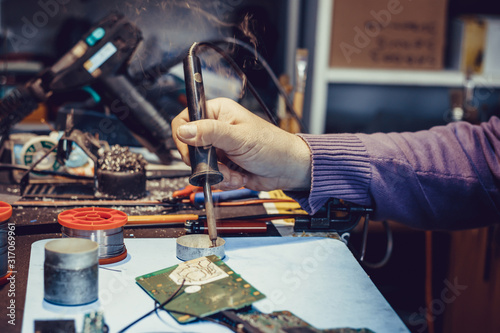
[183,43,223,247]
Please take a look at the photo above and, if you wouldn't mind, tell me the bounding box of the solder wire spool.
[0,202,13,285]
[58,207,128,265]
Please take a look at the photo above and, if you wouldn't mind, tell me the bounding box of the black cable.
[153,306,177,331]
[138,38,308,132]
[358,220,394,269]
[191,42,278,127]
[359,215,370,262]
[213,37,308,133]
[118,279,185,333]
[0,163,93,180]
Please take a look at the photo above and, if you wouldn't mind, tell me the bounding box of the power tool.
[0,12,173,163]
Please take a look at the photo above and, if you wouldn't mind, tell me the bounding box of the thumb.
[177,119,238,152]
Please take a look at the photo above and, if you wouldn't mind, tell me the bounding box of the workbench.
[0,177,409,333]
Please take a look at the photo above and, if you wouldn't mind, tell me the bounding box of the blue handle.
[193,189,259,205]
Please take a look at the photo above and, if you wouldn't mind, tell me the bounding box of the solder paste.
[169,256,228,285]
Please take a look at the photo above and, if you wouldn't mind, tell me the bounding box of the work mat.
[22,237,409,332]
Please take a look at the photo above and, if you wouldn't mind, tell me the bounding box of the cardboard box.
[449,16,500,76]
[330,0,448,69]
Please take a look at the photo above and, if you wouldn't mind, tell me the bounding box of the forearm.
[289,117,500,230]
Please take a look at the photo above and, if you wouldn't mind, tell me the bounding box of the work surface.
[22,237,409,332]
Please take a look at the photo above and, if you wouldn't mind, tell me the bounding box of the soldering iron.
[183,42,223,247]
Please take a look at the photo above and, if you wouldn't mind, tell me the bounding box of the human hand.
[171,98,311,191]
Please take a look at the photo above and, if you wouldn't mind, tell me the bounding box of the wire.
[213,37,308,133]
[425,230,434,333]
[360,220,394,269]
[359,215,370,262]
[138,38,308,132]
[190,42,278,126]
[118,279,186,333]
[0,163,93,180]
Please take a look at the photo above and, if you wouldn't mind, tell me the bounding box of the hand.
[171,98,311,191]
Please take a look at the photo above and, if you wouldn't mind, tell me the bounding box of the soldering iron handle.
[183,52,223,187]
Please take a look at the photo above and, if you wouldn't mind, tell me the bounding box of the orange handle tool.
[127,214,199,225]
[172,185,202,199]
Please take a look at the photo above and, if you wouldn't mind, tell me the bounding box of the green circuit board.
[135,255,265,323]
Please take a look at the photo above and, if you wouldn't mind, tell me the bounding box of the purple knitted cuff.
[288,134,372,214]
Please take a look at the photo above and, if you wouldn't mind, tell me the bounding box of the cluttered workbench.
[0,175,409,333]
[0,169,409,333]
[0,12,408,333]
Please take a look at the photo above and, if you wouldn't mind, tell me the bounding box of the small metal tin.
[176,234,225,261]
[44,238,99,306]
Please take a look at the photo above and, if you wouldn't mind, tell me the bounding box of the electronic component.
[136,255,265,323]
[82,311,108,333]
[34,319,76,333]
[236,310,375,333]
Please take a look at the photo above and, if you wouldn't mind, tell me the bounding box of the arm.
[171,98,500,230]
[294,116,500,229]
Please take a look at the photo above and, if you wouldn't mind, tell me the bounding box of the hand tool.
[165,186,296,210]
[183,43,224,247]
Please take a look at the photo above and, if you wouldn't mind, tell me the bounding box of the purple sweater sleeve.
[289,116,500,230]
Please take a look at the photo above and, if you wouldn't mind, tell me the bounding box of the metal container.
[0,202,13,279]
[44,238,99,306]
[58,207,128,264]
[176,234,225,261]
[62,226,125,259]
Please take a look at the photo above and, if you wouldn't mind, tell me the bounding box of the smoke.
[122,1,262,100]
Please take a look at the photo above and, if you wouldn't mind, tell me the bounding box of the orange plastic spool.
[58,207,128,265]
[58,207,127,230]
[0,201,13,284]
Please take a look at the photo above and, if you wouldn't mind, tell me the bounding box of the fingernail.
[178,124,197,139]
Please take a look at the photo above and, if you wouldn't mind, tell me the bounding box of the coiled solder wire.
[62,226,125,259]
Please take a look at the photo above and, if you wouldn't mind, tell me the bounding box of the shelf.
[324,68,500,87]
[306,0,500,134]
